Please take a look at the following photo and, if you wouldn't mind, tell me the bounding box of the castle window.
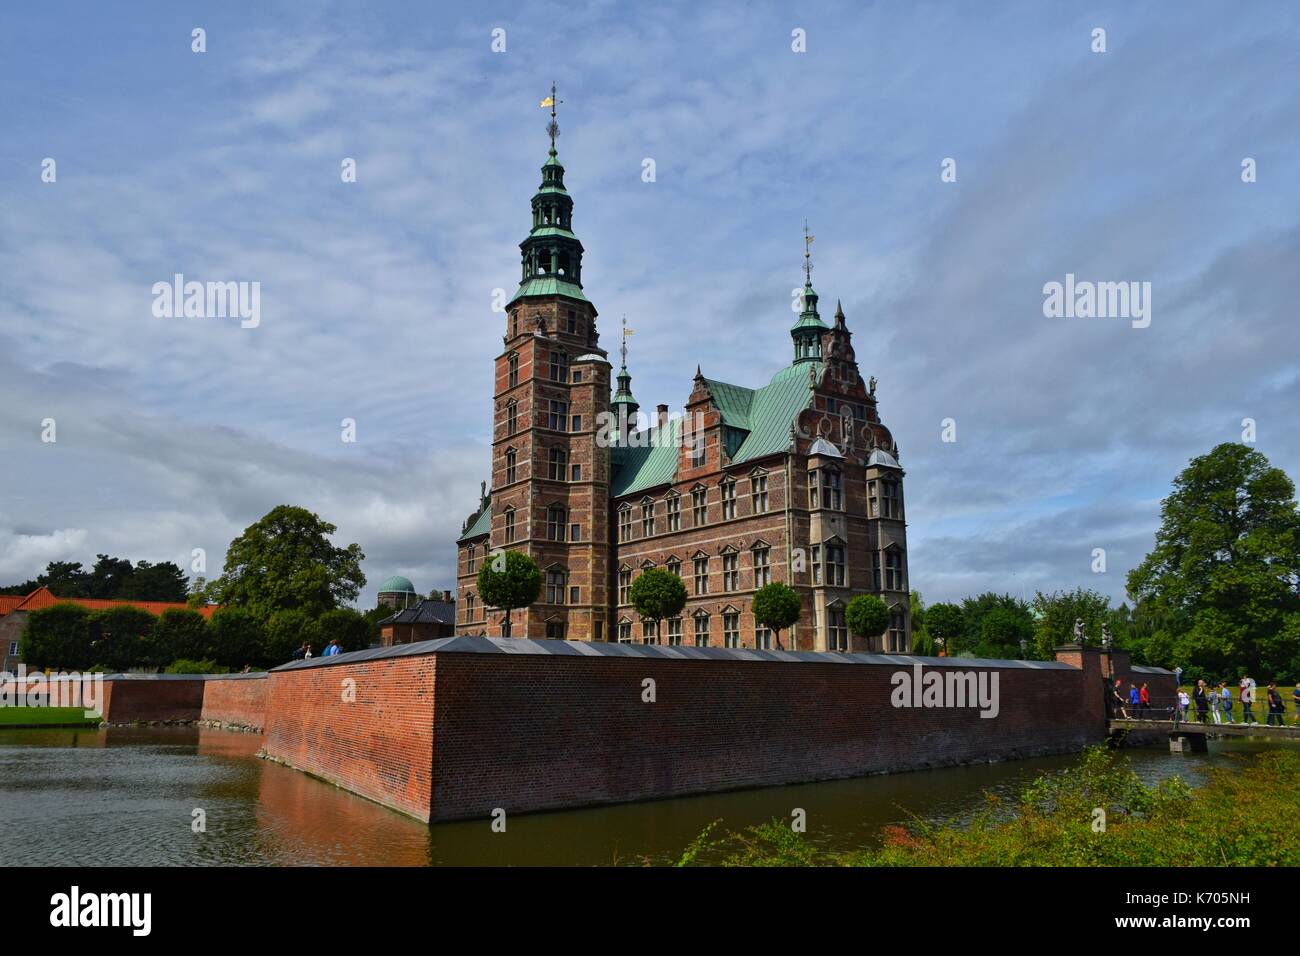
[755,626,773,650]
[641,499,654,537]
[888,608,906,653]
[546,505,567,542]
[617,619,633,644]
[504,508,516,544]
[618,568,632,605]
[809,466,842,510]
[693,611,710,647]
[752,545,771,587]
[506,400,518,436]
[720,479,737,520]
[826,542,846,587]
[572,370,582,384]
[466,546,476,573]
[666,557,682,578]
[508,353,519,388]
[827,607,848,652]
[546,621,566,640]
[665,492,681,531]
[642,620,658,644]
[569,585,579,604]
[548,447,567,481]
[811,545,822,585]
[618,505,632,542]
[873,552,882,590]
[571,414,582,432]
[751,473,768,513]
[868,480,878,517]
[548,400,568,431]
[550,350,569,383]
[690,431,705,467]
[465,593,475,621]
[571,463,581,481]
[505,448,517,484]
[545,569,567,604]
[693,554,709,595]
[511,311,519,338]
[722,551,739,591]
[567,310,577,334]
[666,617,683,646]
[885,549,904,591]
[882,478,901,519]
[692,486,708,526]
[723,612,740,648]
[570,523,580,542]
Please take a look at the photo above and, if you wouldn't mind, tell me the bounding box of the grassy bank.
[0,707,101,727]
[676,748,1300,866]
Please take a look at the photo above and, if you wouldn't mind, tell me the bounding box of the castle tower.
[487,87,613,640]
[791,223,828,364]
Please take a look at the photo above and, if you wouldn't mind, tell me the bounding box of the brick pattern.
[261,657,437,821]
[101,678,206,723]
[200,677,268,730]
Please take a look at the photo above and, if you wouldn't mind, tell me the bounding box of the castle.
[456,111,911,653]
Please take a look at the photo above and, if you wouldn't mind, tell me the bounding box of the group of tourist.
[289,640,344,661]
[1110,676,1299,726]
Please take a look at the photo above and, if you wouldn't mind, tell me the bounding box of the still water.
[0,726,1289,866]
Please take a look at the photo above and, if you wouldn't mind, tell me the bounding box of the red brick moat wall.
[200,675,268,729]
[260,640,1166,822]
[99,674,268,727]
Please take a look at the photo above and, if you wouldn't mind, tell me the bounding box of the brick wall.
[101,676,206,722]
[199,674,268,730]
[261,656,437,821]
[261,640,1146,823]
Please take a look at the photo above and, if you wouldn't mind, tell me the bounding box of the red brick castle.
[456,110,911,653]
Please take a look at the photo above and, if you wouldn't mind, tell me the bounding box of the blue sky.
[1,1,1297,609]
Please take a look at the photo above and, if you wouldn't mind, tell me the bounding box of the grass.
[0,706,102,727]
[675,748,1300,867]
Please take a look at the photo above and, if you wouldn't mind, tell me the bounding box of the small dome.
[378,575,417,595]
[867,448,900,469]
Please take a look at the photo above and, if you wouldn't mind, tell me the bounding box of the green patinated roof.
[509,276,589,303]
[378,575,416,594]
[458,503,492,542]
[792,312,829,331]
[610,365,814,497]
[528,226,578,240]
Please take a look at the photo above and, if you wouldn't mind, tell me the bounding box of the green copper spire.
[510,83,587,307]
[611,316,640,427]
[791,222,827,364]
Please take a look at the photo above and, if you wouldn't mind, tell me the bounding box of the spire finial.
[620,314,631,369]
[803,220,815,286]
[542,81,562,154]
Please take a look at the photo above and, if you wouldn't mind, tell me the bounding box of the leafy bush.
[206,607,265,670]
[88,605,157,671]
[752,583,801,649]
[19,603,95,671]
[317,607,376,653]
[153,608,212,665]
[164,658,228,675]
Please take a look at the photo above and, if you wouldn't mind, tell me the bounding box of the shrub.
[317,607,376,653]
[845,594,889,644]
[206,607,265,670]
[88,605,157,671]
[164,658,228,675]
[19,603,94,671]
[153,608,212,666]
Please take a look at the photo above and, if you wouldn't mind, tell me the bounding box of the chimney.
[657,404,669,428]
[442,590,452,603]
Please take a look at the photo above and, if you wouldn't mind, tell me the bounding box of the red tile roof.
[0,586,219,619]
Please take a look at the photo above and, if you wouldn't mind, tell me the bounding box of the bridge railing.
[1108,693,1300,727]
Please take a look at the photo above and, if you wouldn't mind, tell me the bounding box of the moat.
[2,726,1292,867]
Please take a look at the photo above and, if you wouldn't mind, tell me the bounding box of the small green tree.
[752,582,801,650]
[630,568,688,642]
[925,602,964,656]
[88,605,157,671]
[207,607,265,670]
[978,606,1035,659]
[19,603,94,671]
[263,609,322,664]
[1031,588,1112,659]
[845,595,889,649]
[317,607,376,653]
[475,550,542,638]
[152,608,211,666]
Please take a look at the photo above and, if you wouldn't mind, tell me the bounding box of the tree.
[152,608,212,666]
[978,606,1035,659]
[475,550,542,638]
[118,561,188,603]
[88,605,157,671]
[925,603,965,656]
[317,607,376,653]
[629,568,688,642]
[1030,588,1112,659]
[752,582,801,650]
[210,505,366,620]
[263,609,322,664]
[207,607,265,670]
[845,595,889,647]
[959,593,1032,656]
[19,603,94,671]
[1127,443,1300,679]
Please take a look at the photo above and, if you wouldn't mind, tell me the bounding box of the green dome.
[378,575,417,595]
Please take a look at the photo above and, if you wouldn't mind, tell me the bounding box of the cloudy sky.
[1,1,1297,609]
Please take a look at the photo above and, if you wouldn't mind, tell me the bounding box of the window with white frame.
[508,353,519,387]
[882,478,901,519]
[693,612,710,647]
[885,549,904,590]
[666,617,683,646]
[752,545,771,587]
[722,551,739,591]
[666,557,682,578]
[617,619,633,644]
[548,447,566,481]
[665,492,681,531]
[549,349,569,382]
[618,568,632,605]
[548,399,568,431]
[546,505,566,541]
[506,400,518,436]
[504,508,516,544]
[505,448,518,484]
[693,554,709,595]
[545,569,567,604]
[720,479,737,520]
[618,505,632,542]
[825,542,846,587]
[751,473,768,513]
[642,620,658,644]
[641,499,654,537]
[723,611,740,648]
[888,607,906,653]
[827,607,848,651]
[692,485,707,525]
[755,625,773,650]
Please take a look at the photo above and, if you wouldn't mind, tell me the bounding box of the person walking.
[1267,682,1285,726]
[1209,683,1222,724]
[1293,682,1300,727]
[1219,683,1234,724]
[1193,680,1210,724]
[324,639,342,657]
[1128,683,1141,718]
[1177,688,1190,722]
[1239,676,1256,724]
[1111,678,1129,719]
[1139,682,1150,719]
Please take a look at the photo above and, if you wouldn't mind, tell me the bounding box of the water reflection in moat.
[0,725,1287,866]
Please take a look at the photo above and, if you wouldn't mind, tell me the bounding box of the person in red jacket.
[1138,682,1150,719]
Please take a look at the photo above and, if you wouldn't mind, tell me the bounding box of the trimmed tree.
[19,603,94,671]
[752,582,801,650]
[845,594,889,650]
[207,607,265,670]
[925,602,964,657]
[475,550,542,639]
[629,568,688,642]
[88,605,157,671]
[152,608,212,667]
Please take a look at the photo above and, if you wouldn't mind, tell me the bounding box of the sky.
[1,1,1297,609]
